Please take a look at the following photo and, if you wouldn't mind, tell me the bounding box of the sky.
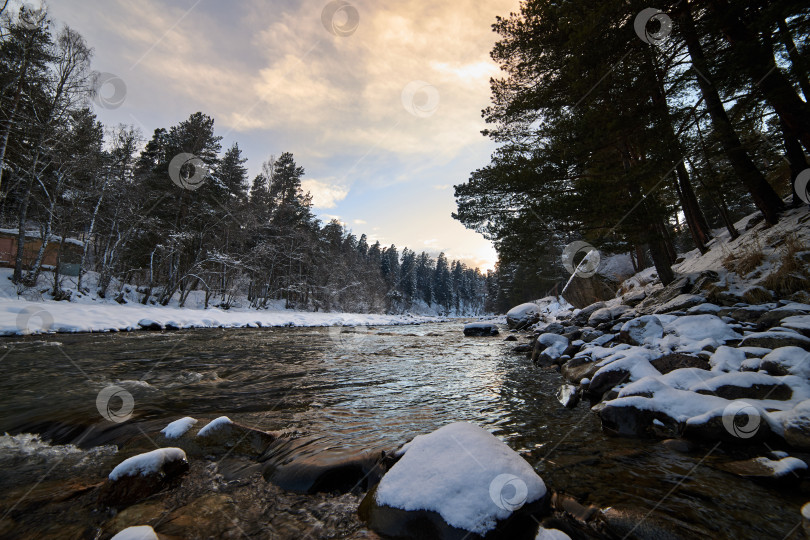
[36,0,520,271]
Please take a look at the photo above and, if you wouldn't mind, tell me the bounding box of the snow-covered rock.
[740,330,810,350]
[197,416,233,437]
[718,456,807,483]
[109,448,188,481]
[160,417,197,439]
[556,384,580,408]
[533,333,569,365]
[573,302,605,325]
[588,305,631,326]
[364,422,547,537]
[689,372,792,401]
[536,527,572,540]
[683,403,772,443]
[709,346,746,373]
[110,526,159,540]
[588,348,662,398]
[101,448,189,507]
[781,315,810,335]
[663,315,742,344]
[760,347,810,378]
[782,400,810,450]
[654,293,705,314]
[506,303,542,329]
[619,315,663,346]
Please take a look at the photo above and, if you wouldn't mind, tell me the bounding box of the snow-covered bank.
[0,297,447,336]
[0,266,491,335]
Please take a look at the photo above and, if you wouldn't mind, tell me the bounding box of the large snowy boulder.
[506,303,543,329]
[464,321,500,337]
[663,315,742,344]
[100,448,189,507]
[360,422,548,538]
[160,416,198,439]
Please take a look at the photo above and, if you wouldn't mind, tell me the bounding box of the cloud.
[300,178,349,208]
[101,0,516,162]
[353,219,366,224]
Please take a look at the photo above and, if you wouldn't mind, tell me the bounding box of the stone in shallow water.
[193,416,277,456]
[100,448,189,508]
[464,322,500,337]
[560,357,602,385]
[717,456,808,485]
[556,384,580,409]
[260,435,387,494]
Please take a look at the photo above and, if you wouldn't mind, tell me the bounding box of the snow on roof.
[0,228,84,247]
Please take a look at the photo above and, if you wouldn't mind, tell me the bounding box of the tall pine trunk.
[708,0,810,154]
[646,48,712,253]
[677,0,784,225]
[777,18,810,102]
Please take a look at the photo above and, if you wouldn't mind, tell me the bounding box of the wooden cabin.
[0,229,84,276]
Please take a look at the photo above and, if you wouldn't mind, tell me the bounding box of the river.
[0,322,804,538]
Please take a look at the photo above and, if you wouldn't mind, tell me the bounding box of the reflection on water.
[0,323,806,538]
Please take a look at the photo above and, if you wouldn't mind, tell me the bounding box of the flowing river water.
[0,321,806,539]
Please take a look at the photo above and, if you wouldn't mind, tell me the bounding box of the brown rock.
[650,353,709,374]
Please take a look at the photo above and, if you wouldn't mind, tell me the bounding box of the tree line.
[455,0,809,310]
[0,6,488,315]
